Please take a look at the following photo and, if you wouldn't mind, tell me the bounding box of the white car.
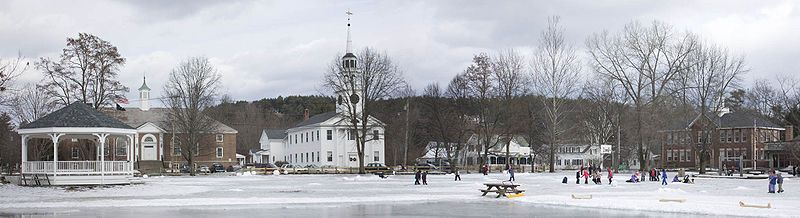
[281,164,308,174]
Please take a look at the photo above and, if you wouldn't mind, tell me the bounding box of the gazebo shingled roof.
[20,101,134,129]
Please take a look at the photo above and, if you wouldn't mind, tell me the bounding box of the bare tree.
[493,49,529,167]
[0,53,28,100]
[162,57,222,176]
[36,33,128,108]
[9,84,58,161]
[323,47,405,174]
[685,42,746,173]
[463,53,504,171]
[587,20,697,171]
[531,16,582,172]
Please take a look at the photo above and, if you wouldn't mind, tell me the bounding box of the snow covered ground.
[0,172,797,217]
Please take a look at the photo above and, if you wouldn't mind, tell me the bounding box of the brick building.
[660,110,794,170]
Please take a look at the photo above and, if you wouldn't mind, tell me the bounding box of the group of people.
[767,170,784,193]
[624,168,693,184]
[572,165,612,185]
[414,170,428,185]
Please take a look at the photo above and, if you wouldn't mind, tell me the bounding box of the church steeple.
[337,10,362,115]
[139,76,151,111]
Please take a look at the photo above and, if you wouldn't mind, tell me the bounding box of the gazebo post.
[49,133,63,177]
[20,135,28,173]
[95,133,109,185]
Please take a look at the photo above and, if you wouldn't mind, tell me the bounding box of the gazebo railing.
[23,161,132,174]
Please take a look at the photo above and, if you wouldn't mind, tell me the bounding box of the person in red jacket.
[583,168,590,184]
[608,168,613,185]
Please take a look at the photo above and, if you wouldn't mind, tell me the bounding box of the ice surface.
[0,172,796,217]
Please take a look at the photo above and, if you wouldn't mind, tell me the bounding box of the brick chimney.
[786,125,794,141]
[303,109,309,121]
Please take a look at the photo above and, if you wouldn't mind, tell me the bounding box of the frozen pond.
[0,172,796,217]
[1,201,701,218]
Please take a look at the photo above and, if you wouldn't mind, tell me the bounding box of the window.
[348,153,357,162]
[726,130,732,142]
[327,130,333,140]
[305,132,309,142]
[720,131,726,143]
[295,134,298,144]
[686,150,692,161]
[306,153,309,162]
[216,134,224,142]
[116,139,128,156]
[373,151,379,162]
[742,131,748,142]
[216,147,223,158]
[317,151,320,162]
[317,130,320,141]
[734,130,740,142]
[372,130,380,140]
[311,152,315,162]
[667,150,673,161]
[71,147,80,159]
[327,151,333,162]
[172,140,182,156]
[348,130,356,140]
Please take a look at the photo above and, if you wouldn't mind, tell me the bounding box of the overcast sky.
[1,0,798,105]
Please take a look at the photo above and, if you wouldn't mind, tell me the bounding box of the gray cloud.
[1,0,797,104]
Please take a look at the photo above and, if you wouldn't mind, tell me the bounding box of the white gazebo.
[18,102,138,185]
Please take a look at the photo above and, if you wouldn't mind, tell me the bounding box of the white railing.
[23,161,133,174]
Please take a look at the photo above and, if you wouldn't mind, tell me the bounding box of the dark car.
[211,163,225,173]
[365,163,390,172]
[179,164,190,173]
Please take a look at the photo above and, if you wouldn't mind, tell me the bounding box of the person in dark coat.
[414,170,421,185]
[576,167,582,184]
[777,173,784,193]
[661,169,668,185]
[768,170,777,193]
[422,171,428,185]
[508,165,515,182]
[454,170,461,181]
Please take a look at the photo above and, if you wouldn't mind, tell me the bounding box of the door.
[142,135,157,160]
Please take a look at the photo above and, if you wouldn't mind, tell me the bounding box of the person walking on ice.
[454,170,461,181]
[777,173,784,193]
[661,169,668,185]
[607,168,613,185]
[422,171,428,185]
[414,170,421,185]
[576,167,582,184]
[768,170,777,193]
[508,165,515,182]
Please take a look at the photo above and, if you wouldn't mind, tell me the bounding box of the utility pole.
[403,94,410,169]
[615,113,621,173]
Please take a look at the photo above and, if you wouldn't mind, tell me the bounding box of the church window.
[216,147,223,158]
[172,140,181,156]
[372,130,380,140]
[373,151,379,162]
[327,151,333,162]
[327,130,333,140]
[216,134,224,142]
[116,138,128,156]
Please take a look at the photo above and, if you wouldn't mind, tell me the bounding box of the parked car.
[179,164,190,173]
[415,163,437,170]
[197,165,210,174]
[306,164,321,173]
[281,164,308,173]
[365,163,390,172]
[320,165,344,173]
[211,163,225,173]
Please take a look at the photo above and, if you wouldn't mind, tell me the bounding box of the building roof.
[263,129,287,140]
[20,101,134,129]
[294,111,337,127]
[718,111,781,128]
[138,77,150,91]
[103,107,238,133]
[666,111,782,130]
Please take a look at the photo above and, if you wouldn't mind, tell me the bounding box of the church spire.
[345,9,353,54]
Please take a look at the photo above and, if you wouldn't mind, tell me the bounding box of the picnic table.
[480,182,525,198]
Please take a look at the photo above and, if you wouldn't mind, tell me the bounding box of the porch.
[21,161,134,185]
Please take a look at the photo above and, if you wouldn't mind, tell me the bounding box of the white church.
[257,14,386,168]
